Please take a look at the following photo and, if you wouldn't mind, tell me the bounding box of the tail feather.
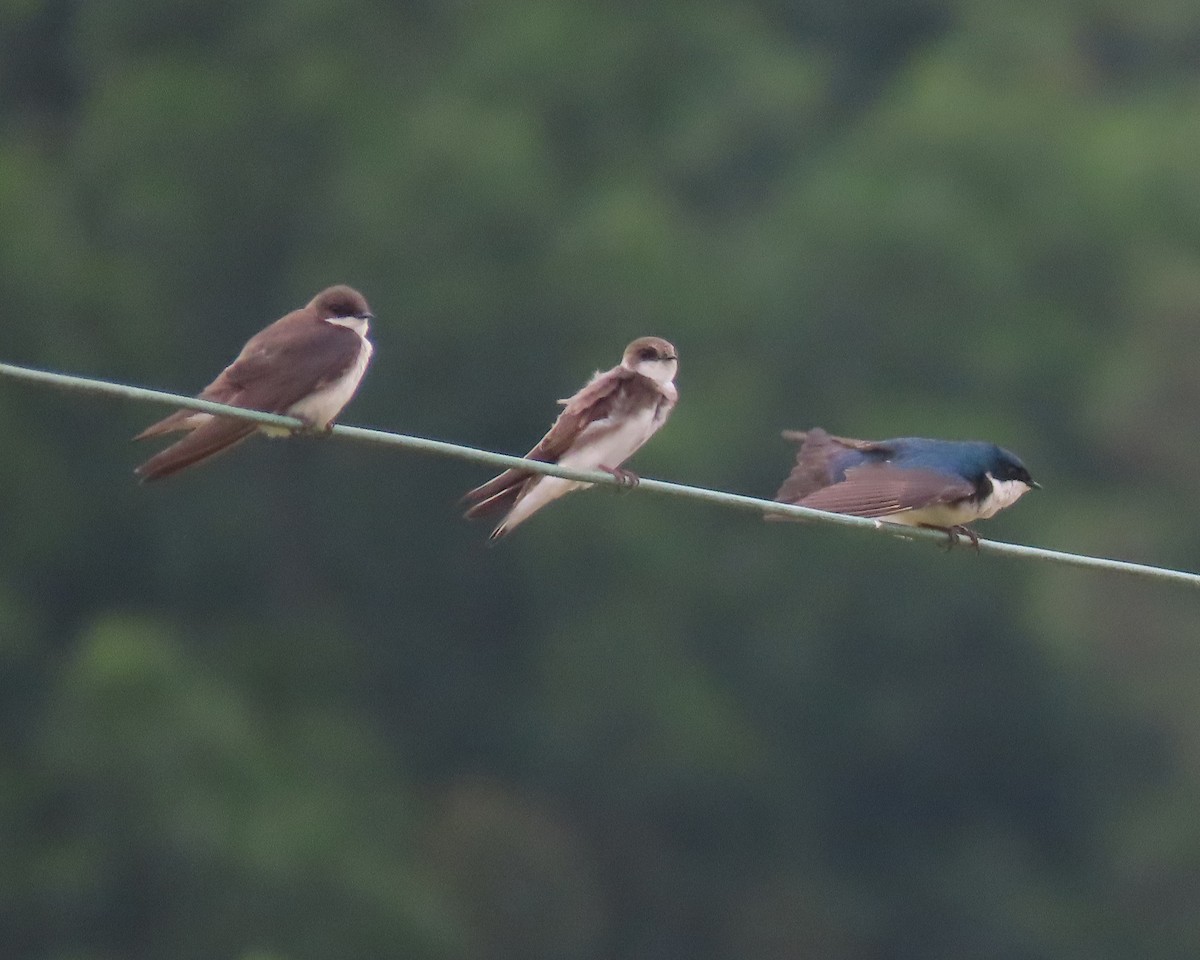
[488,522,511,542]
[483,475,583,539]
[134,418,256,482]
[461,468,530,517]
[133,408,209,441]
[463,483,524,521]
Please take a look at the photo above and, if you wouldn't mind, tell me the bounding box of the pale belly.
[557,403,663,477]
[883,501,985,528]
[881,476,1031,528]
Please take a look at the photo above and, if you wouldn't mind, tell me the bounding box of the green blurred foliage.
[3,0,1200,957]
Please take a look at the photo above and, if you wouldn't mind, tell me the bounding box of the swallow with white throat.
[133,285,374,482]
[770,427,1039,546]
[462,336,678,540]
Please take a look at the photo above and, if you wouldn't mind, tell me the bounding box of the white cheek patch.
[976,473,1032,519]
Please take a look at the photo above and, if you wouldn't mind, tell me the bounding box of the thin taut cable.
[2,359,1198,589]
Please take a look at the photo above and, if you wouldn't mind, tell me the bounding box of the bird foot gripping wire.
[600,465,640,490]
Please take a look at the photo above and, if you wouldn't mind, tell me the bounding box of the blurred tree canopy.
[3,0,1200,957]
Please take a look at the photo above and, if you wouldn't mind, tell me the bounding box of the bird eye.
[639,348,658,361]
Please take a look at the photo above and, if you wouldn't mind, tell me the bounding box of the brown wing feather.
[796,464,974,518]
[781,429,886,450]
[133,312,362,441]
[535,367,633,460]
[133,373,244,440]
[775,428,842,502]
[774,428,898,502]
[134,417,257,483]
[208,318,362,413]
[461,366,633,517]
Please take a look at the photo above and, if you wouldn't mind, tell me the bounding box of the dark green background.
[3,1,1200,957]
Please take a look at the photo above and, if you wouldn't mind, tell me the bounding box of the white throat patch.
[976,473,1032,519]
[324,315,370,335]
[632,358,677,385]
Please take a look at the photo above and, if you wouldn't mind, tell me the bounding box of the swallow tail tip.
[461,501,489,522]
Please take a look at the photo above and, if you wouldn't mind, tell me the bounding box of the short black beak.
[357,312,375,321]
[1030,480,1042,490]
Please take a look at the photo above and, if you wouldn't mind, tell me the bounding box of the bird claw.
[293,416,334,437]
[600,465,640,489]
[922,524,981,551]
[953,525,982,551]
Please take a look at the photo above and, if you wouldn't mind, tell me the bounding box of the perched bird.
[133,285,374,482]
[771,427,1039,545]
[462,336,679,540]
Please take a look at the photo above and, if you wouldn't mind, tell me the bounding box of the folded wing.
[796,464,975,518]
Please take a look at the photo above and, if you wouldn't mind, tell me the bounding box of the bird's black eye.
[998,462,1030,483]
[639,347,658,361]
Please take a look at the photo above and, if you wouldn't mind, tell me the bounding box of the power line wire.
[3,359,1197,589]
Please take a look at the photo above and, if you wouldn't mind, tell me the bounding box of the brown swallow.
[462,336,679,539]
[133,285,374,482]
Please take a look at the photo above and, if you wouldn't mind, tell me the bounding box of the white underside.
[499,392,670,533]
[882,474,1033,528]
